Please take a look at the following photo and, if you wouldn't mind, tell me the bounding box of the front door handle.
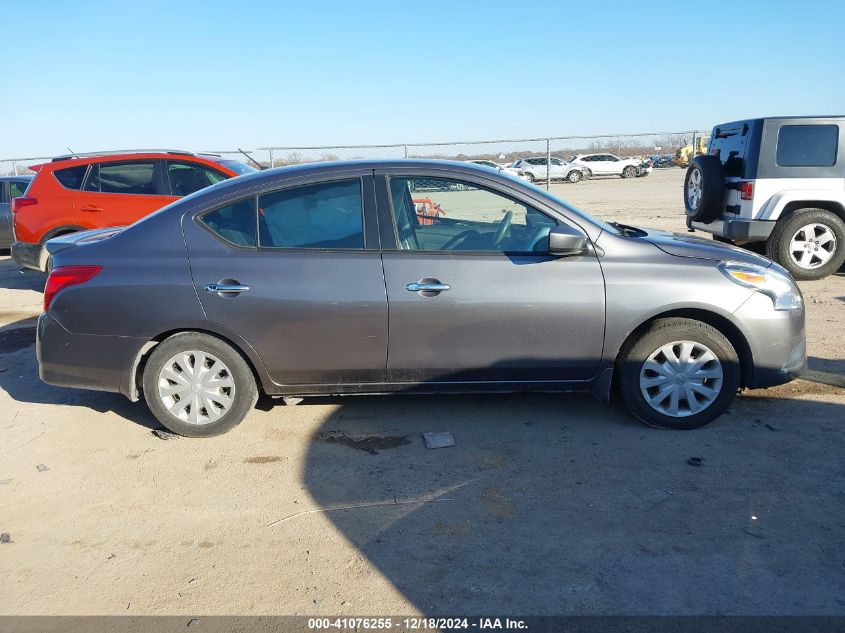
[405,279,451,295]
[204,283,250,295]
[81,205,103,212]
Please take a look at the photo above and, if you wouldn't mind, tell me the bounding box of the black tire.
[765,208,845,281]
[583,168,592,179]
[621,165,637,178]
[525,172,535,183]
[618,318,740,430]
[567,170,582,183]
[142,332,258,437]
[684,155,725,223]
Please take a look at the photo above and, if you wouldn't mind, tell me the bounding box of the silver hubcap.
[640,340,723,418]
[789,223,837,270]
[686,168,702,209]
[157,351,235,425]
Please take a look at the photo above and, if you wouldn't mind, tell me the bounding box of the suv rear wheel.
[619,318,740,430]
[142,332,258,437]
[766,209,845,281]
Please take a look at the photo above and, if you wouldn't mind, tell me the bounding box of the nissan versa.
[36,161,806,437]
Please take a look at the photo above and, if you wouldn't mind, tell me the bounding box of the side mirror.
[547,225,588,256]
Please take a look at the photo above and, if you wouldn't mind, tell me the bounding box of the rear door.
[182,170,388,387]
[75,160,171,227]
[164,160,230,198]
[376,169,606,384]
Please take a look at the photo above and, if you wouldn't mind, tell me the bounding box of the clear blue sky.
[3,0,844,157]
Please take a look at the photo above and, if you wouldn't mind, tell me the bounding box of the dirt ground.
[1,176,843,616]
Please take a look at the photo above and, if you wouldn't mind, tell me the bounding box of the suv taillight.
[44,266,102,311]
[740,182,753,200]
[11,196,37,213]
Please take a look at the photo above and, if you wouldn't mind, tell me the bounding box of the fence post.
[691,131,696,162]
[403,145,408,159]
[545,138,551,191]
[12,160,18,176]
[269,148,274,169]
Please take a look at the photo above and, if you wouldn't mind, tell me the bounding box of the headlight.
[718,261,803,311]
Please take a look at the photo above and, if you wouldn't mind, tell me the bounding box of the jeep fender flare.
[758,189,845,221]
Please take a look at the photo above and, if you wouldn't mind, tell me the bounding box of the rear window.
[53,165,87,190]
[8,180,28,198]
[776,125,838,167]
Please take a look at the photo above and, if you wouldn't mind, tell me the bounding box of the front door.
[182,173,388,387]
[377,172,606,384]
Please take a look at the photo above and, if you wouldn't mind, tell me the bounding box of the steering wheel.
[491,210,513,248]
[440,229,479,251]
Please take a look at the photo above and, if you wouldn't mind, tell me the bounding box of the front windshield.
[519,179,621,235]
[217,159,258,175]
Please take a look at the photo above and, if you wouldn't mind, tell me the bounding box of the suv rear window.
[54,165,87,190]
[776,125,838,167]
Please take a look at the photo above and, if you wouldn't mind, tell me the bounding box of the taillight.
[11,196,37,213]
[44,265,102,311]
[740,182,753,200]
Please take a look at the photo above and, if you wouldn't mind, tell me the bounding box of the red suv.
[11,150,255,270]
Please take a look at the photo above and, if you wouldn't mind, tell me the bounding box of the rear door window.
[167,161,228,196]
[85,161,159,195]
[776,125,838,167]
[53,165,88,190]
[258,179,364,249]
[9,181,28,198]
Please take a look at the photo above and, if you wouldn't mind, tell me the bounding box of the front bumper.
[690,218,774,242]
[11,240,44,271]
[37,312,148,399]
[734,292,807,388]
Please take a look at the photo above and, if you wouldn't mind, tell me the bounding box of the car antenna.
[66,147,78,156]
[237,148,265,170]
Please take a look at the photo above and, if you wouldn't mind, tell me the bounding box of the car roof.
[45,150,225,167]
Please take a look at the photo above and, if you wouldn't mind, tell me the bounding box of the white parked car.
[570,153,643,178]
[510,157,586,183]
[467,159,530,181]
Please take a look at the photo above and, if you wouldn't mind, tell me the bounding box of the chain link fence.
[1,130,710,226]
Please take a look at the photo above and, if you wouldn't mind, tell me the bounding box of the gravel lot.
[1,172,843,616]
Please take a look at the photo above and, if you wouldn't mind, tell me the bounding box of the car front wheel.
[621,165,638,178]
[142,332,258,437]
[618,318,740,430]
[567,170,582,183]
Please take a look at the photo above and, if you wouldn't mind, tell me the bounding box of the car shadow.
[297,386,845,614]
[0,255,44,291]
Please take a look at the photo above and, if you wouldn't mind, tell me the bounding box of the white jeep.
[685,116,845,280]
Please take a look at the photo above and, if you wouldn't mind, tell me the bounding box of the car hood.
[634,226,773,267]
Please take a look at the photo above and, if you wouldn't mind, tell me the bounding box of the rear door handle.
[81,205,103,212]
[204,283,250,295]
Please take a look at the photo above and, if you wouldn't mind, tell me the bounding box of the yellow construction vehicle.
[673,137,708,167]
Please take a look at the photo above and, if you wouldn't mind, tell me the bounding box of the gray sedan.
[37,160,806,436]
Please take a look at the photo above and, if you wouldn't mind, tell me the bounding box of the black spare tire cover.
[684,155,726,223]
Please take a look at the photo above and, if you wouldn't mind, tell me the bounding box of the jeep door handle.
[204,283,250,294]
[405,281,450,293]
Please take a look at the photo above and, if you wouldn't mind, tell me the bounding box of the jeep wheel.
[766,209,845,280]
[622,166,637,178]
[567,170,582,183]
[684,155,725,223]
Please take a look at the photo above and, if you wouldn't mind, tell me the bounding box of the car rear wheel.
[621,165,637,178]
[766,209,845,281]
[567,170,582,183]
[619,318,740,430]
[142,332,258,437]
